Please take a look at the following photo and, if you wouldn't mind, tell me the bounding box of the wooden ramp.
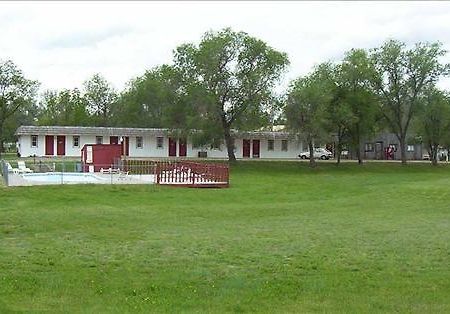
[155,160,229,188]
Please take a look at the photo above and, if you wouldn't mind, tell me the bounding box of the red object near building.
[81,144,123,172]
[243,139,251,158]
[252,140,260,158]
[179,138,187,157]
[168,137,177,157]
[57,136,66,156]
[45,135,54,155]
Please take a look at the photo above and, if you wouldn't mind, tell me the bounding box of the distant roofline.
[15,125,295,139]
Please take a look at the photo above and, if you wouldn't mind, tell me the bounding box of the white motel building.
[15,126,305,159]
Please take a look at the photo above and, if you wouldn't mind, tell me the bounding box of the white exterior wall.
[18,133,304,159]
[18,135,45,157]
[128,136,168,158]
[259,138,303,159]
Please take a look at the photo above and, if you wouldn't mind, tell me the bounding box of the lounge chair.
[118,170,130,180]
[17,161,33,173]
[100,167,120,174]
[6,162,20,174]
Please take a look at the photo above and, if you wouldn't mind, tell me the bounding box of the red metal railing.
[155,160,229,188]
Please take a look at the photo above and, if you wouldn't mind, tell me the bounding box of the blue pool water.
[22,172,107,183]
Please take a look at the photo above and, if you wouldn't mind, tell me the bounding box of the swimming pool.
[22,172,107,183]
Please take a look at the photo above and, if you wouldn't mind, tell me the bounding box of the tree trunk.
[223,127,236,162]
[336,137,341,166]
[399,134,407,165]
[308,138,316,168]
[430,144,438,166]
[356,146,362,165]
[356,124,363,165]
[0,129,3,158]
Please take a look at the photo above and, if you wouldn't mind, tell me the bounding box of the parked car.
[299,148,333,160]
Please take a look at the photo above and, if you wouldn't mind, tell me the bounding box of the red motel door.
[243,139,251,158]
[56,136,66,156]
[179,138,187,157]
[252,140,260,158]
[120,137,129,156]
[45,135,54,155]
[168,138,177,157]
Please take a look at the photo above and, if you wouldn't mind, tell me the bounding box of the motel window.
[73,136,80,148]
[281,140,288,152]
[31,135,38,148]
[268,139,274,151]
[407,145,415,152]
[136,136,143,149]
[96,136,103,144]
[156,137,164,149]
[365,143,374,152]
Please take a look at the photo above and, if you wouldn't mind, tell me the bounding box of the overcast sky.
[1,1,450,94]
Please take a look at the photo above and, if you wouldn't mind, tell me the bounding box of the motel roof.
[15,126,296,140]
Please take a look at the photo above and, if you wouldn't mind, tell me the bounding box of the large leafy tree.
[285,64,333,168]
[416,88,450,165]
[113,65,189,128]
[173,28,289,161]
[37,88,91,126]
[368,40,449,164]
[337,49,378,164]
[2,102,38,152]
[83,73,117,126]
[0,60,38,155]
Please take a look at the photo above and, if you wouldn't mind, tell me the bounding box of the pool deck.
[6,173,155,187]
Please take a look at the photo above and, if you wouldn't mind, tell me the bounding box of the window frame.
[268,139,274,151]
[31,135,38,148]
[156,136,164,149]
[407,144,415,152]
[281,139,288,152]
[136,136,143,149]
[72,136,80,148]
[95,136,103,144]
[364,142,374,152]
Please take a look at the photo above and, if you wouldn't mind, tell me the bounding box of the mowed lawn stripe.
[1,162,449,313]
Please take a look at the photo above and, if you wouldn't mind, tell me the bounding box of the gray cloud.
[0,1,450,93]
[41,27,133,50]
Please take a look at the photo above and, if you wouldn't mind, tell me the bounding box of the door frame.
[56,135,66,156]
[252,140,260,158]
[179,138,187,157]
[243,139,251,158]
[168,137,177,157]
[45,135,54,156]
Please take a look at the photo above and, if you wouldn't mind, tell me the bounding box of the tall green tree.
[113,65,187,128]
[83,73,117,126]
[338,49,378,164]
[37,89,91,126]
[173,28,289,161]
[285,64,333,168]
[0,60,38,155]
[416,88,450,165]
[368,40,449,164]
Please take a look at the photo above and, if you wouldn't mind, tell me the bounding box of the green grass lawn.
[1,162,449,313]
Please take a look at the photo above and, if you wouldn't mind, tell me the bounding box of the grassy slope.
[1,162,449,313]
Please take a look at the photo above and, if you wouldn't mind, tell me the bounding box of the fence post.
[1,160,9,187]
[156,162,160,184]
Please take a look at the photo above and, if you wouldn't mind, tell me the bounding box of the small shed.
[81,144,123,172]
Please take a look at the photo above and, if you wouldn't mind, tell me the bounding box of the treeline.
[1,28,449,165]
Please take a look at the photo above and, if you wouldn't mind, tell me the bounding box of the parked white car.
[299,148,333,160]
